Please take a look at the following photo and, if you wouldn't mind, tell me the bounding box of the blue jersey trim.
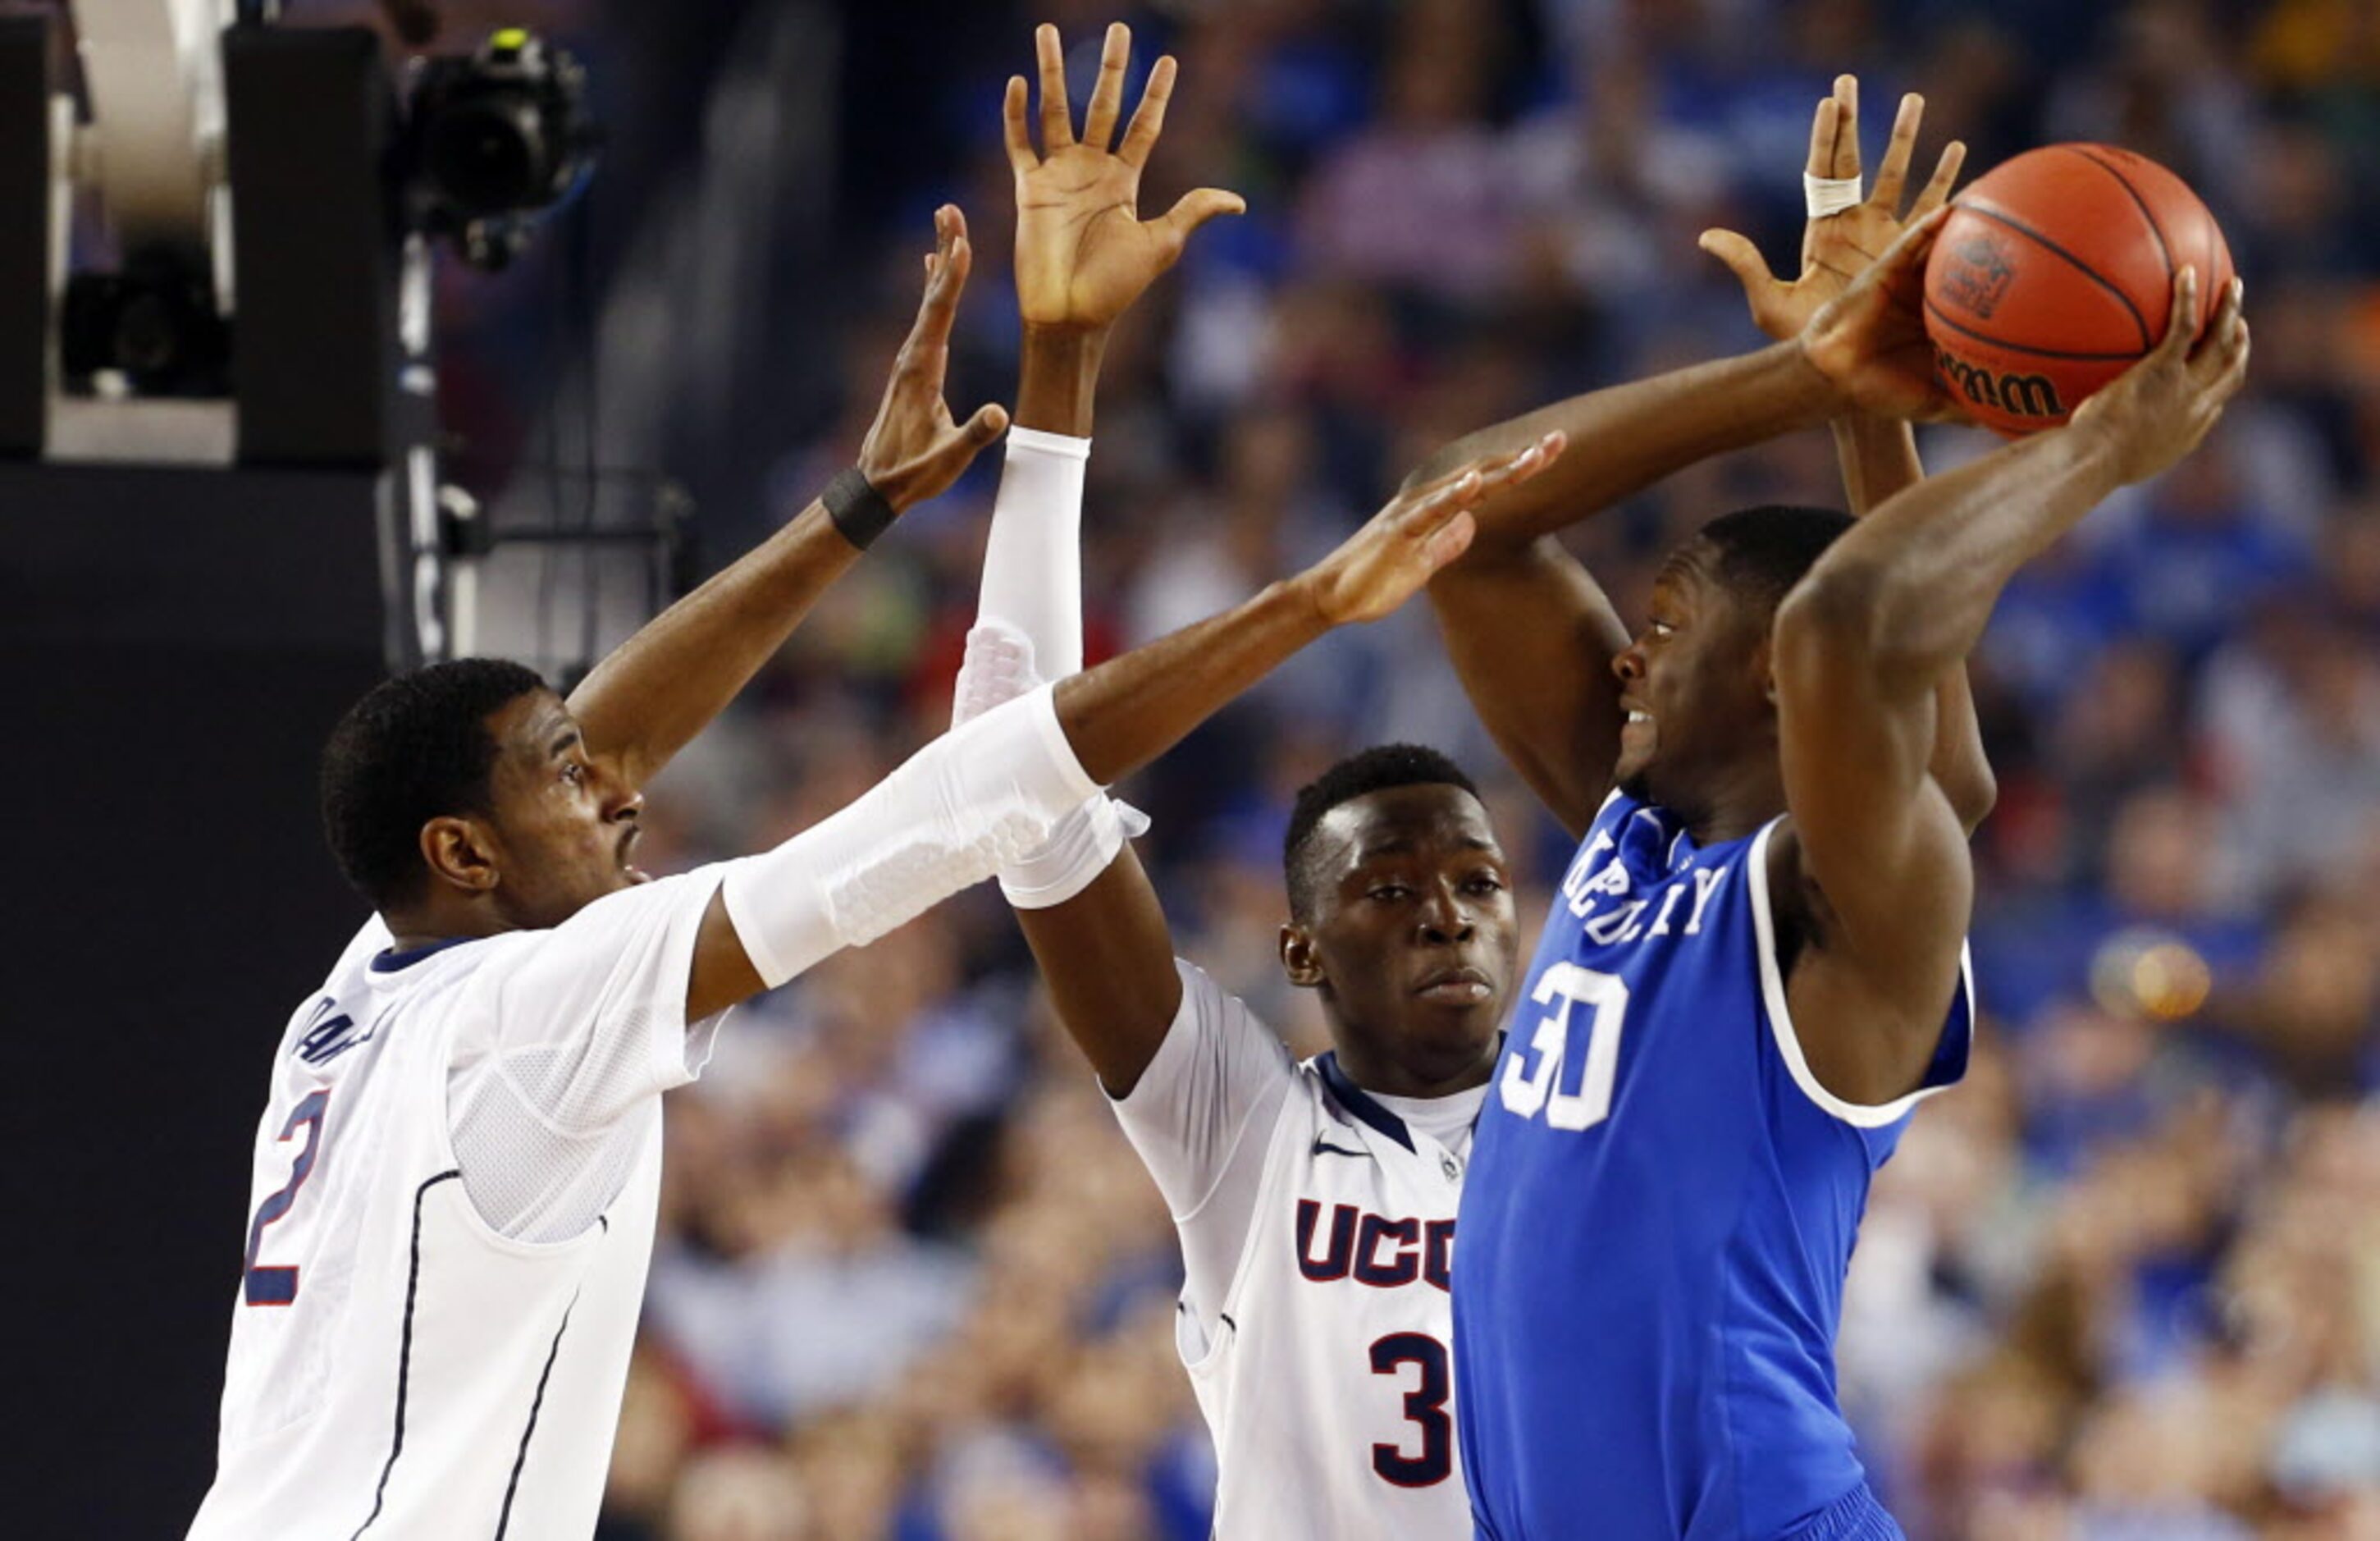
[493,1290,580,1538]
[369,936,474,974]
[349,1168,463,1539]
[1313,1037,1505,1159]
[1922,945,1978,1092]
[1313,1053,1415,1152]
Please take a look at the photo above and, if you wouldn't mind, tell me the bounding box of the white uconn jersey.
[1111,963,1474,1540]
[189,871,725,1541]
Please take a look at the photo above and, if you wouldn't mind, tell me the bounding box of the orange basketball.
[1922,144,2234,436]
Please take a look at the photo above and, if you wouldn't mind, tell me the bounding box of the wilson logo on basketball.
[1937,233,2017,318]
[1934,348,2065,420]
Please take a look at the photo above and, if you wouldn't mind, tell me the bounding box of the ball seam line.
[1954,198,2155,351]
[2061,144,2175,289]
[1921,298,2152,363]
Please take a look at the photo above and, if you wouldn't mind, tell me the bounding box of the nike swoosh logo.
[1311,1136,1368,1159]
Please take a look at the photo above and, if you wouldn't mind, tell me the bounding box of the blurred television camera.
[0,0,601,672]
[404,25,598,272]
[2,1,595,460]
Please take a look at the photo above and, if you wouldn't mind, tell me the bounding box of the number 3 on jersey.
[1500,964,1629,1131]
[1370,1333,1451,1486]
[243,1091,331,1306]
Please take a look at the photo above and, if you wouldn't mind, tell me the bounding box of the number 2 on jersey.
[1499,963,1630,1131]
[243,1091,330,1306]
[1369,1333,1451,1487]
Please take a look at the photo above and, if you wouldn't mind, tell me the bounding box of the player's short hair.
[1283,743,1482,921]
[1693,505,1857,618]
[320,659,550,909]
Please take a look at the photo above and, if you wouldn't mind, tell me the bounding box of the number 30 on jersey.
[1499,964,1629,1131]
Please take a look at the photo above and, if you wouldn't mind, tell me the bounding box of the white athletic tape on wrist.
[719,685,1103,986]
[1006,425,1091,461]
[1803,172,1864,219]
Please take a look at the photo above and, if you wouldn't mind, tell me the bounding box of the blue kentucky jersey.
[1454,790,1972,1541]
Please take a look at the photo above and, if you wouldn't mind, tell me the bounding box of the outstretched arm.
[682,436,1560,1023]
[1410,343,1848,553]
[1035,437,1555,1081]
[1408,112,1957,556]
[566,209,1008,789]
[678,28,1534,1040]
[1412,85,1958,835]
[969,21,1244,1092]
[1055,441,1560,781]
[1423,538,1630,839]
[1703,75,1994,830]
[989,308,1182,1091]
[1414,335,1845,835]
[1775,261,2249,1103]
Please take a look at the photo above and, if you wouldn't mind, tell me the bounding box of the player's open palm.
[1702,75,1965,341]
[2073,267,2250,485]
[1008,22,1244,332]
[857,205,1010,510]
[1307,434,1566,625]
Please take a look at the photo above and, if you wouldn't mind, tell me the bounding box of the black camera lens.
[423,96,546,215]
[114,288,186,375]
[402,30,597,269]
[59,256,228,394]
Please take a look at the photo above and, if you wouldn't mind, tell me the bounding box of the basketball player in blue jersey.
[1408,80,2253,1539]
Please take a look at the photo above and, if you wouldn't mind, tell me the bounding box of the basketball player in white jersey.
[187,143,1552,1532]
[943,25,1519,1537]
[185,206,1018,1540]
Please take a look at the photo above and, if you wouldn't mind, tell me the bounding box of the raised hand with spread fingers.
[1701,75,1965,342]
[1304,435,1567,626]
[1702,78,1994,830]
[1007,21,1245,337]
[855,205,1013,510]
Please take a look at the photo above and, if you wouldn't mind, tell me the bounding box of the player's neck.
[1673,757,1788,848]
[1329,1036,1498,1100]
[381,899,514,955]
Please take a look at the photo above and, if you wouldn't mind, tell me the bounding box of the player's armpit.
[1427,536,1630,839]
[1012,844,1183,1096]
[1770,573,1975,1104]
[454,871,742,1138]
[688,889,767,1024]
[1766,815,1971,1106]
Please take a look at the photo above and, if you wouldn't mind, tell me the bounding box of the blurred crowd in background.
[401,0,2380,1535]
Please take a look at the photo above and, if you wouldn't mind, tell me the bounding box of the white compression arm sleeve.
[975,426,1090,682]
[956,426,1144,910]
[718,685,1103,988]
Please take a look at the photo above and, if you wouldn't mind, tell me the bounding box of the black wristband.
[822,466,898,550]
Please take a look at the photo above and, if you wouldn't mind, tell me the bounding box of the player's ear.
[1752,633,1779,708]
[420,815,501,896]
[1280,921,1327,990]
